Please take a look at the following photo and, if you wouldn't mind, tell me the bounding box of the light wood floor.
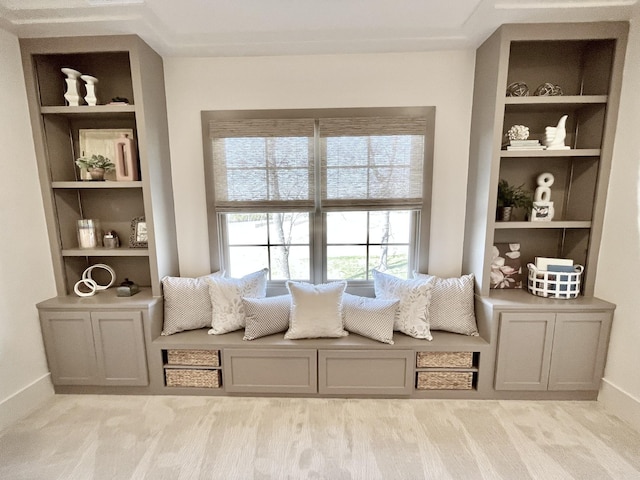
[1,395,640,479]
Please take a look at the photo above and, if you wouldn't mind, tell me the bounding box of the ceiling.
[0,0,637,57]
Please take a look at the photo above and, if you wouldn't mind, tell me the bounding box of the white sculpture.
[61,68,82,106]
[81,74,99,106]
[543,115,570,150]
[532,172,555,221]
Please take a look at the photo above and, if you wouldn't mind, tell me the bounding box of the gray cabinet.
[495,310,612,391]
[40,306,148,386]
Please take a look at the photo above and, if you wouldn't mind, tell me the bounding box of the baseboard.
[598,378,640,433]
[0,373,54,433]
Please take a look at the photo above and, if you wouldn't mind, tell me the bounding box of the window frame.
[202,107,435,295]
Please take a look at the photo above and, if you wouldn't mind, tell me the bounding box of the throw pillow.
[342,293,398,344]
[284,281,348,340]
[372,269,434,340]
[413,272,479,336]
[207,268,268,335]
[243,295,291,340]
[161,271,224,335]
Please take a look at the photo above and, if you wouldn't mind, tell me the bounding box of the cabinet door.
[495,312,555,390]
[318,350,414,395]
[91,311,148,386]
[40,311,99,385]
[548,312,612,391]
[223,348,317,394]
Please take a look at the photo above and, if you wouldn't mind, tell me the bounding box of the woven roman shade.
[319,116,426,211]
[210,118,315,212]
[209,114,427,212]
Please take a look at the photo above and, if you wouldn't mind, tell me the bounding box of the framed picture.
[78,128,134,181]
[129,216,148,248]
[490,243,522,289]
[531,201,555,222]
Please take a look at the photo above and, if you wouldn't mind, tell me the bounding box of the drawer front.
[223,348,317,394]
[416,351,473,368]
[319,350,413,395]
[167,349,220,367]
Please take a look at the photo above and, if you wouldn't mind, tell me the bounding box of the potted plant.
[75,154,115,181]
[496,179,531,221]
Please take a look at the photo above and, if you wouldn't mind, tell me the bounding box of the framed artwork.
[129,216,148,248]
[531,201,555,222]
[490,243,522,289]
[78,128,134,180]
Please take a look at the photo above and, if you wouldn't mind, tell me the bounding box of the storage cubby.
[506,40,615,96]
[33,51,134,107]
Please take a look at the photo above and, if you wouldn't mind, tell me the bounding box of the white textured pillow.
[372,269,434,340]
[414,272,479,336]
[161,271,224,335]
[342,293,398,344]
[285,281,348,340]
[243,295,291,340]
[207,269,268,335]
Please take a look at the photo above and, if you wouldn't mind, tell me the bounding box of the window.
[203,108,434,287]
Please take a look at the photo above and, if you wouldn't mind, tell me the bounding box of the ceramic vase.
[114,134,139,181]
[80,75,98,106]
[61,68,82,106]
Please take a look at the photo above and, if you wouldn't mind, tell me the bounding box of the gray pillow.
[414,272,479,336]
[161,272,223,335]
[343,293,398,344]
[243,295,291,340]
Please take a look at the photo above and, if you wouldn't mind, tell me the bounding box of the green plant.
[497,179,532,209]
[75,154,115,172]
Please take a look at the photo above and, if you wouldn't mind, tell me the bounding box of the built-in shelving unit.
[21,35,178,298]
[463,22,628,297]
[22,35,179,391]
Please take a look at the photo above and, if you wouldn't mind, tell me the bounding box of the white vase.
[61,68,82,106]
[81,74,98,106]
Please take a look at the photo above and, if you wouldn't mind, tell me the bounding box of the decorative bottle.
[114,134,139,181]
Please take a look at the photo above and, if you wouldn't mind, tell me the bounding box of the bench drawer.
[223,348,317,394]
[318,350,413,395]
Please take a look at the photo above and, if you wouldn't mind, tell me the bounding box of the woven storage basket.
[416,371,474,390]
[416,351,473,368]
[165,368,220,388]
[167,349,219,367]
[527,263,583,299]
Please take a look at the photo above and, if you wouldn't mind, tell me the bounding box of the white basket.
[527,263,583,299]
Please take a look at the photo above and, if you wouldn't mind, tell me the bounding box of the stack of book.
[506,139,546,151]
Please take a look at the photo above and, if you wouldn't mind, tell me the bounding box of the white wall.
[596,9,640,431]
[164,51,476,278]
[0,27,56,431]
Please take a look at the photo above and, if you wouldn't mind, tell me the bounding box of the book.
[510,140,541,146]
[507,145,546,151]
[535,257,573,270]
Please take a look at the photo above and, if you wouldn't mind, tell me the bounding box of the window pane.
[327,246,368,280]
[226,212,310,281]
[226,213,268,245]
[368,245,410,279]
[326,212,367,244]
[270,246,310,281]
[227,246,269,278]
[268,212,309,245]
[369,211,411,244]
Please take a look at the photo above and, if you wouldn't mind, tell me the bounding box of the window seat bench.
[150,327,492,398]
